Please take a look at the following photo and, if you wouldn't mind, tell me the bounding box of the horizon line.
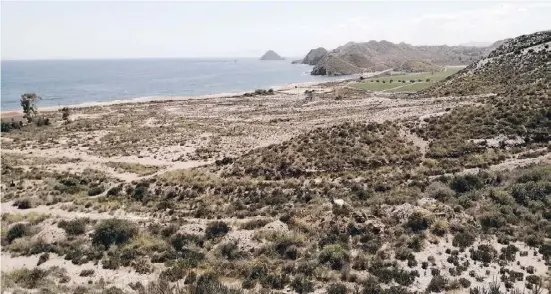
[1,56,305,62]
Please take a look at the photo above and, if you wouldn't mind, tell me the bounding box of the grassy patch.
[354,67,462,92]
[387,82,434,92]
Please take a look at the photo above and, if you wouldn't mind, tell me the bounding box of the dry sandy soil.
[1,81,549,293]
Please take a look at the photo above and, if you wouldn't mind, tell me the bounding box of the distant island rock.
[260,50,284,60]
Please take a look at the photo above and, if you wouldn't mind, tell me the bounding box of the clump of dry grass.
[226,122,422,179]
[105,161,161,176]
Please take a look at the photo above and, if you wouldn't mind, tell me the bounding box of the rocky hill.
[422,30,551,97]
[260,50,284,60]
[300,47,328,65]
[306,40,487,75]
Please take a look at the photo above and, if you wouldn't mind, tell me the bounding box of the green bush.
[479,213,507,230]
[426,275,447,292]
[452,232,476,249]
[91,219,138,249]
[240,219,270,230]
[327,283,348,294]
[260,273,290,290]
[539,243,551,260]
[450,174,483,193]
[510,182,549,205]
[1,120,22,132]
[319,244,349,270]
[205,221,230,239]
[14,198,33,209]
[290,275,314,294]
[218,242,248,260]
[5,267,48,289]
[525,275,541,285]
[395,248,415,261]
[406,211,433,232]
[170,233,203,251]
[160,261,189,282]
[7,223,29,243]
[459,277,471,288]
[132,182,149,202]
[470,245,497,263]
[190,272,243,294]
[426,182,455,200]
[102,253,121,270]
[106,185,122,197]
[58,218,87,235]
[103,287,124,294]
[431,220,449,236]
[88,186,104,196]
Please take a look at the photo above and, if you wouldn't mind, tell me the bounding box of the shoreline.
[1,75,358,116]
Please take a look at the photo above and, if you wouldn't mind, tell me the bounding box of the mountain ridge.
[306,40,488,75]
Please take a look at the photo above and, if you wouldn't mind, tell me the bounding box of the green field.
[354,67,463,92]
[386,82,432,93]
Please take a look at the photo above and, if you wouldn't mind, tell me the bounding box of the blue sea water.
[1,58,343,111]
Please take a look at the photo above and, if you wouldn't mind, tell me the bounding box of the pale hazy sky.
[2,1,550,60]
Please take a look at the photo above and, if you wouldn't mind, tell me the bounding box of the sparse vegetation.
[91,219,138,249]
[1,30,550,294]
[58,218,88,235]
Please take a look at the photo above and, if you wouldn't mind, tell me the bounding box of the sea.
[1,58,345,111]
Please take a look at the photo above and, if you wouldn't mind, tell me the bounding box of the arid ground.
[1,78,550,294]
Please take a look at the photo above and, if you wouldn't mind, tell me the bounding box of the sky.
[2,1,551,60]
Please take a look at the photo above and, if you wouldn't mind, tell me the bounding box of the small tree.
[20,93,41,123]
[61,107,70,122]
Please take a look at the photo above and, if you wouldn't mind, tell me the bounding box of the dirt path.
[2,148,211,182]
[442,152,551,177]
[1,252,162,292]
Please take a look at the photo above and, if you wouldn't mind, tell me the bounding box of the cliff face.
[301,47,328,65]
[260,50,284,60]
[303,40,489,76]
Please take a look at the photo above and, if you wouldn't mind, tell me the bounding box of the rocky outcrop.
[301,47,328,65]
[308,40,489,76]
[260,50,284,60]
